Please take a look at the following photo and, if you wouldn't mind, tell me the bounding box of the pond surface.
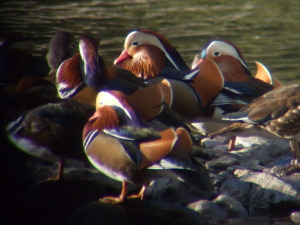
[1,0,300,83]
[1,1,299,224]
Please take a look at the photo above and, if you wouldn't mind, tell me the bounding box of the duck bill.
[114,50,131,65]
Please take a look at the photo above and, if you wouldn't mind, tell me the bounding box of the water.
[1,0,300,83]
[1,1,299,224]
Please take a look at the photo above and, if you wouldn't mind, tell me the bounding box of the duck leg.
[127,185,147,200]
[48,159,65,181]
[100,181,128,204]
[281,140,300,176]
[228,136,236,151]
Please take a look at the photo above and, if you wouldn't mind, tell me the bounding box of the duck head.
[200,40,251,81]
[114,29,189,79]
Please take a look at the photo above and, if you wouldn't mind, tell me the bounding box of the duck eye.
[213,51,220,56]
[132,41,139,46]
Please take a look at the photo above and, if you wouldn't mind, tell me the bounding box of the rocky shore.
[2,133,300,225]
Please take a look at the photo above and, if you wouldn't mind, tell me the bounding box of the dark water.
[1,1,299,224]
[1,0,300,83]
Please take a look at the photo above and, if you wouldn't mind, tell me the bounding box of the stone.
[290,211,300,224]
[206,153,240,170]
[213,194,248,218]
[67,200,208,225]
[201,136,228,148]
[234,170,300,198]
[188,199,227,224]
[145,178,209,205]
[231,140,290,166]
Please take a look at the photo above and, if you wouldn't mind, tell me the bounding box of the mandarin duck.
[46,31,76,84]
[209,83,300,175]
[7,99,94,180]
[56,35,146,106]
[114,29,190,80]
[192,40,276,150]
[83,90,213,204]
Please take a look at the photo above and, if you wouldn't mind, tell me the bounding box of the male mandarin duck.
[114,29,190,80]
[56,35,146,106]
[6,99,94,180]
[209,83,300,175]
[82,90,213,204]
[45,31,76,84]
[192,40,278,150]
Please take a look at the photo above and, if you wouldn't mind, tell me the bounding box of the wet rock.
[188,199,227,224]
[213,194,248,218]
[67,200,208,225]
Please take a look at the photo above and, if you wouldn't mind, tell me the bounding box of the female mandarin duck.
[114,29,190,80]
[56,35,146,106]
[45,31,76,84]
[209,83,300,175]
[192,40,279,150]
[7,99,94,180]
[83,90,213,204]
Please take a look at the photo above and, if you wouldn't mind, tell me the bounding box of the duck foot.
[279,164,300,176]
[100,196,125,204]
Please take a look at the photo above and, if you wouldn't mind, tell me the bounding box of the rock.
[206,153,240,170]
[145,178,209,205]
[231,140,290,166]
[24,179,120,225]
[67,200,208,225]
[220,178,252,207]
[213,194,248,218]
[291,211,300,223]
[234,170,300,198]
[201,136,228,148]
[282,173,300,190]
[188,199,227,224]
[235,136,273,148]
[221,171,300,216]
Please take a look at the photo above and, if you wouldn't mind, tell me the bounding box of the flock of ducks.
[1,29,299,204]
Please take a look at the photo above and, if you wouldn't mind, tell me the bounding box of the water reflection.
[1,0,300,83]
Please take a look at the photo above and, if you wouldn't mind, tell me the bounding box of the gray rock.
[235,136,273,148]
[67,200,208,225]
[188,199,227,224]
[201,136,229,148]
[146,178,210,205]
[222,171,300,216]
[234,169,300,198]
[282,173,300,190]
[206,153,240,170]
[213,194,248,218]
[220,178,252,207]
[231,140,290,166]
[291,211,300,224]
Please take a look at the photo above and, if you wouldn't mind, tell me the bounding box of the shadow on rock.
[66,200,208,225]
